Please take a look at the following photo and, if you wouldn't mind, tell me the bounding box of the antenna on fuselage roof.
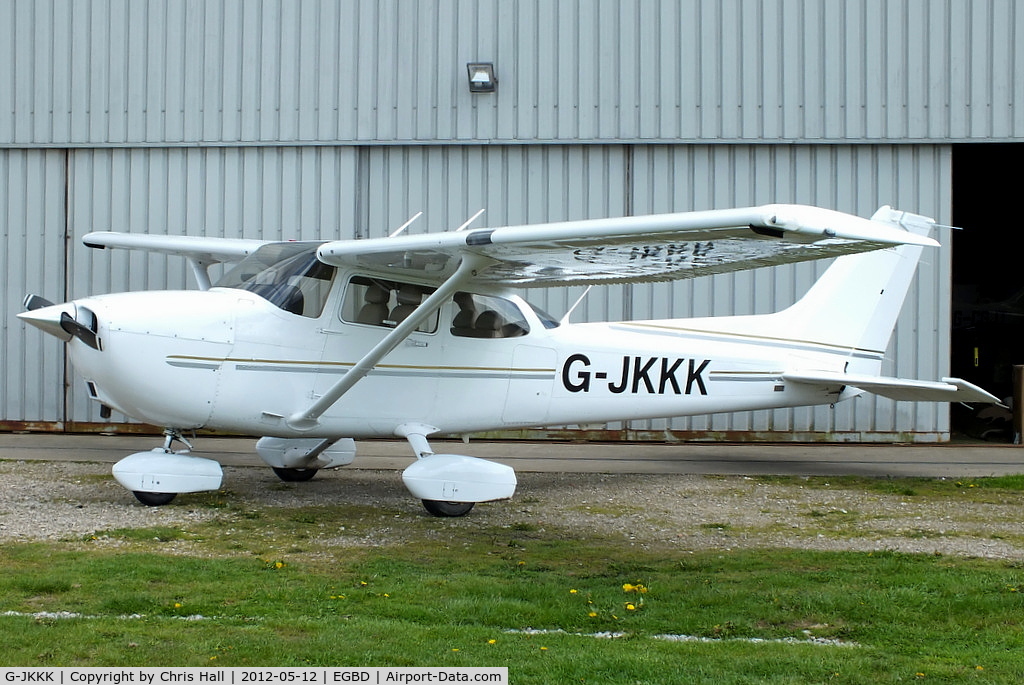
[388,211,424,238]
[560,285,593,325]
[454,208,486,232]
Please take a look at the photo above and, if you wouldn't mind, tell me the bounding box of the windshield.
[526,301,560,329]
[216,243,336,317]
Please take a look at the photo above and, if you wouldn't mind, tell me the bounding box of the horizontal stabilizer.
[783,371,1003,405]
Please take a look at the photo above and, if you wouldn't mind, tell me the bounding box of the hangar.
[1,0,1021,442]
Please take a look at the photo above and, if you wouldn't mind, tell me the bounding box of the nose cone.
[17,301,76,342]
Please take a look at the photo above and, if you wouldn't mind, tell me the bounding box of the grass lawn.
[0,475,1022,683]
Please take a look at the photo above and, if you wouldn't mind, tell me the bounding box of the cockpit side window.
[215,243,336,317]
[450,292,529,338]
[341,276,439,334]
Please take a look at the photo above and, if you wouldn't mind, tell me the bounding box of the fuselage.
[59,269,855,439]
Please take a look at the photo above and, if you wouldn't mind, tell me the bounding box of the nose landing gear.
[111,429,224,506]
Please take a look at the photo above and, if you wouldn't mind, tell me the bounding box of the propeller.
[21,295,103,350]
[59,310,101,350]
[22,294,55,311]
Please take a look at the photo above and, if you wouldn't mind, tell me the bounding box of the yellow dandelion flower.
[588,611,598,618]
[174,603,182,609]
[622,583,635,592]
[569,589,578,594]
[626,603,636,611]
[488,639,497,645]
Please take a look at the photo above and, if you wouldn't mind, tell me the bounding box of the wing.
[783,371,1003,405]
[83,232,269,290]
[317,204,940,287]
[83,232,265,263]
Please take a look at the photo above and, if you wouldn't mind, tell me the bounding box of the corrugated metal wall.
[0,149,67,426]
[1,0,1021,146]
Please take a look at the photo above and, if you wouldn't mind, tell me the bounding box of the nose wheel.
[128,430,193,506]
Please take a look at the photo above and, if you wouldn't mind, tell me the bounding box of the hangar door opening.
[951,144,1022,440]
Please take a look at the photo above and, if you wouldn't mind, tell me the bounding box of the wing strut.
[187,258,214,291]
[285,253,490,431]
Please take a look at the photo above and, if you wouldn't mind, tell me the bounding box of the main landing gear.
[396,424,518,517]
[255,429,518,517]
[271,467,319,482]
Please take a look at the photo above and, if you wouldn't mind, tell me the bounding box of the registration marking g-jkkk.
[562,354,710,395]
[18,204,999,516]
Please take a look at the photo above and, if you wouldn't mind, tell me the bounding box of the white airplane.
[19,204,999,516]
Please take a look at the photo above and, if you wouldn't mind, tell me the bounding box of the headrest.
[364,285,390,304]
[397,285,422,306]
[475,310,503,331]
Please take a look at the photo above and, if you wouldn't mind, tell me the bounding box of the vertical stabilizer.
[775,207,934,359]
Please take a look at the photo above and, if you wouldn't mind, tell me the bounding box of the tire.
[422,499,475,517]
[132,491,177,506]
[272,467,319,482]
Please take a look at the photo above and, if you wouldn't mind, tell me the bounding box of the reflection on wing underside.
[485,236,873,286]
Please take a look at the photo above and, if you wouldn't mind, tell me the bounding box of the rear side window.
[341,276,438,334]
[450,292,529,338]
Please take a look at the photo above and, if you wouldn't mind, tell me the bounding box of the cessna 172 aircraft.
[19,204,999,516]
